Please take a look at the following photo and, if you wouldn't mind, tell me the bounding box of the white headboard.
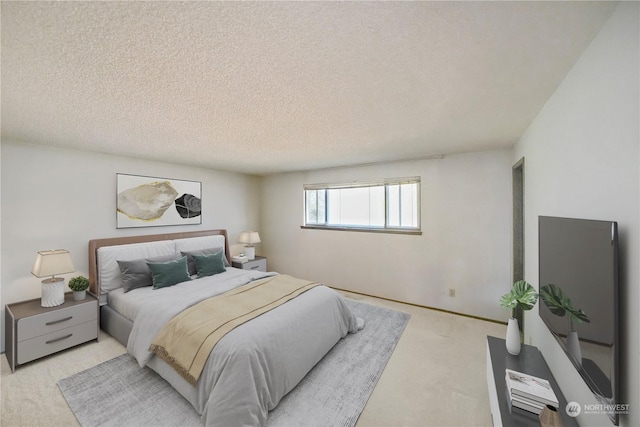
[88,229,230,302]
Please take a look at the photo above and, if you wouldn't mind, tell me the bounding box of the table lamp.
[32,249,75,307]
[238,231,261,260]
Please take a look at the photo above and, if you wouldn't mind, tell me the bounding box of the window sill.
[300,225,422,236]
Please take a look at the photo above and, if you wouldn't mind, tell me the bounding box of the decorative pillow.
[193,251,227,278]
[146,256,191,289]
[181,248,229,275]
[117,253,181,292]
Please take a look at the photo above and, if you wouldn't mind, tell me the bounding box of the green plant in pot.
[68,276,90,301]
[499,280,538,355]
[540,283,590,364]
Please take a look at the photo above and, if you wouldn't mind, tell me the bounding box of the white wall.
[0,141,261,352]
[260,148,513,321]
[515,3,639,426]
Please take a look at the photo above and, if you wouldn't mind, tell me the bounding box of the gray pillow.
[147,256,191,289]
[181,248,229,275]
[117,253,181,292]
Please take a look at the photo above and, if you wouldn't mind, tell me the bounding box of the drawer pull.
[250,265,259,270]
[45,334,73,345]
[46,316,73,326]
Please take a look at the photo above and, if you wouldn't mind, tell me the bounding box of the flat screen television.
[538,216,619,425]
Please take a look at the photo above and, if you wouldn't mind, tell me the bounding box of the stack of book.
[505,369,559,415]
[231,255,248,264]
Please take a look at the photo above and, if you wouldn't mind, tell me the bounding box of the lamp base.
[244,246,256,260]
[41,278,65,307]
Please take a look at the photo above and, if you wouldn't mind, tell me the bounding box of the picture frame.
[116,173,202,229]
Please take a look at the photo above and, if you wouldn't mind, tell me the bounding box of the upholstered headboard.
[88,229,230,301]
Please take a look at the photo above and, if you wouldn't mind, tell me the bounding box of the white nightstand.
[5,293,98,372]
[232,256,267,272]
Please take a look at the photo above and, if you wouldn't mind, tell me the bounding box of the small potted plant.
[68,276,90,301]
[499,280,538,355]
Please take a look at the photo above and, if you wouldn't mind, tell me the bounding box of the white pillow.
[97,240,176,294]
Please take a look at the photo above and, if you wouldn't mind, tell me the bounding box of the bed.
[88,229,362,426]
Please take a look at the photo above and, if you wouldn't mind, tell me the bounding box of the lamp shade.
[32,249,75,279]
[238,231,261,245]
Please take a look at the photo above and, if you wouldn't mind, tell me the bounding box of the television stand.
[486,335,578,426]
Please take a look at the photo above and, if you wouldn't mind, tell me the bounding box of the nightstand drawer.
[17,301,97,341]
[241,258,266,272]
[17,319,98,364]
[232,256,267,272]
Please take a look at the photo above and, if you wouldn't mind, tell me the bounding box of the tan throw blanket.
[148,274,319,386]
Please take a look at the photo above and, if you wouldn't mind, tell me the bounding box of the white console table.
[486,335,579,427]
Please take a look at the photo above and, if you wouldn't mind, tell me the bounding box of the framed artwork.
[116,173,202,229]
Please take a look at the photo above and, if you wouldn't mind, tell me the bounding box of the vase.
[506,318,521,355]
[539,404,564,427]
[566,330,582,366]
[73,290,86,301]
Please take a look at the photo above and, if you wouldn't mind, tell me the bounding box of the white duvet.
[124,267,362,426]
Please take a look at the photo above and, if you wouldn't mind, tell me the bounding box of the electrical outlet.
[448,288,455,297]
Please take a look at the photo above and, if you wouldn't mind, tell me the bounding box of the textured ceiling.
[1,1,616,175]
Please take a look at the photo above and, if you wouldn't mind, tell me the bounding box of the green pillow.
[181,248,229,275]
[193,251,227,277]
[147,256,191,289]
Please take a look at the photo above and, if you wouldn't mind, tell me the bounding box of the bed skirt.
[100,305,133,347]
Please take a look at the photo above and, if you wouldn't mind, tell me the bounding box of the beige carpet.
[1,292,505,427]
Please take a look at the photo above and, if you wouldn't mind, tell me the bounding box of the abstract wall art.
[116,173,202,228]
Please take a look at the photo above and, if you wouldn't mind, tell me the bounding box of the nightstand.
[232,255,267,272]
[5,293,98,373]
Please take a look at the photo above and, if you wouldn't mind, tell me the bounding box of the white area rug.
[58,299,410,427]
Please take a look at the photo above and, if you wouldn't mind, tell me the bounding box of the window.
[303,177,421,234]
